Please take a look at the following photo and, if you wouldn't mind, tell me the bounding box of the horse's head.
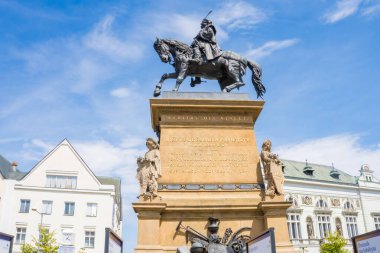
[154,38,171,63]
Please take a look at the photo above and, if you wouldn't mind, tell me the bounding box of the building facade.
[0,139,122,253]
[283,160,380,253]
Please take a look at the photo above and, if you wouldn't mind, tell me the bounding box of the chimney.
[11,161,17,172]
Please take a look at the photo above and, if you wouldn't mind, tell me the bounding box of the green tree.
[21,228,59,253]
[320,232,350,253]
[21,243,36,253]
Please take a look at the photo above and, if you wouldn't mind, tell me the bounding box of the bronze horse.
[153,38,265,98]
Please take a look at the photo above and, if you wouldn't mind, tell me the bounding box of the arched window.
[286,195,298,207]
[316,199,328,208]
[343,201,354,210]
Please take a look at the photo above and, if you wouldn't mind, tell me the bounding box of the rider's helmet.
[201,18,212,28]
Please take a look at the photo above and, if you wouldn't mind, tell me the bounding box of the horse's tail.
[247,60,266,98]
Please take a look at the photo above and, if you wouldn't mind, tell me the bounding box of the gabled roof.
[0,155,25,180]
[282,159,357,185]
[21,139,102,186]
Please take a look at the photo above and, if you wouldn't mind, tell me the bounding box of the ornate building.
[282,160,380,253]
[0,139,122,253]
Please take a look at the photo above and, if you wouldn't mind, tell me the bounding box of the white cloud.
[322,0,363,24]
[276,134,380,176]
[148,13,200,42]
[110,87,131,98]
[246,39,299,60]
[147,1,266,43]
[83,15,144,62]
[361,4,380,16]
[214,1,267,30]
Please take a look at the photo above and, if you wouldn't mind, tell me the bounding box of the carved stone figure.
[260,140,285,196]
[136,138,161,199]
[336,218,342,236]
[176,217,251,253]
[302,196,312,205]
[153,18,265,98]
[306,217,314,239]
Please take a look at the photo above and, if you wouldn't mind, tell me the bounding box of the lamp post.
[32,208,44,253]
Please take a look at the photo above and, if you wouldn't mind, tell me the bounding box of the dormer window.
[46,175,77,189]
[330,164,340,179]
[303,160,314,176]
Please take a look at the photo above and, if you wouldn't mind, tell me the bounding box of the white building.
[0,139,122,253]
[283,160,380,253]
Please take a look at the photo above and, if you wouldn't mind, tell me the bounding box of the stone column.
[133,202,166,253]
[259,201,295,253]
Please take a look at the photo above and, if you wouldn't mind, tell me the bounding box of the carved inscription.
[161,111,252,124]
[164,136,251,175]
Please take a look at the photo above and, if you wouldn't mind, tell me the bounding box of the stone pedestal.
[133,92,294,253]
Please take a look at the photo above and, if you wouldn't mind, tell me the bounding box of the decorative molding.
[287,208,303,214]
[314,208,332,215]
[45,170,79,175]
[158,183,264,191]
[342,210,359,216]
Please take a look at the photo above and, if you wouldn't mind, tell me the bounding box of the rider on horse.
[189,18,223,86]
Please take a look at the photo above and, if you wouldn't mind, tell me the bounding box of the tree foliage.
[320,232,350,253]
[21,228,59,253]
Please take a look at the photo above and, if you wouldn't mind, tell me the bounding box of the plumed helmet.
[201,18,212,26]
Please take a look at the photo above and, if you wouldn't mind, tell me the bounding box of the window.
[366,176,373,182]
[46,175,77,189]
[346,216,358,238]
[84,231,95,248]
[374,216,380,230]
[86,203,97,217]
[19,199,30,213]
[317,215,331,238]
[16,227,27,244]
[343,201,354,210]
[316,199,328,208]
[64,202,75,216]
[287,214,302,239]
[42,201,53,215]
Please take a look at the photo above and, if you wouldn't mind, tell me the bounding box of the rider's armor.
[191,19,222,64]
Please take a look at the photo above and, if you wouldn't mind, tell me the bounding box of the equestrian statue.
[153,13,266,98]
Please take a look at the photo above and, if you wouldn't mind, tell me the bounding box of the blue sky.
[1,0,380,250]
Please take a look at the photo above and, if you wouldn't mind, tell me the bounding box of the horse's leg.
[223,61,245,92]
[173,62,188,92]
[154,72,177,97]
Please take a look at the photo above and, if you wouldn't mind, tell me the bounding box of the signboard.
[352,229,380,253]
[105,228,123,253]
[247,228,276,253]
[0,232,13,253]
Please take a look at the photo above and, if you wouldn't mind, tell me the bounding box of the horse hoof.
[222,88,228,93]
[172,89,178,92]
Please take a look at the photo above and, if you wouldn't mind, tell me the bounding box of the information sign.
[0,232,13,253]
[352,229,380,253]
[247,228,276,253]
[105,228,123,253]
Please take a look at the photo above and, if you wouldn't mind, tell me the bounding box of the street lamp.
[32,208,45,253]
